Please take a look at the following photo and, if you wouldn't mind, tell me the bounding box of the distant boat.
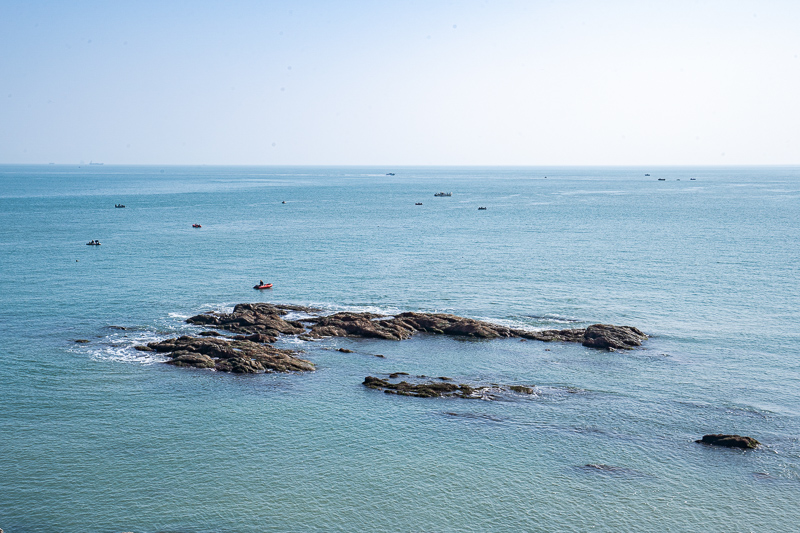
[254,283,273,290]
[89,161,104,166]
[115,204,125,208]
[434,192,452,197]
[645,173,650,176]
[415,202,422,205]
[386,173,395,176]
[690,178,696,181]
[86,240,101,246]
[192,224,201,228]
[282,201,286,204]
[478,207,487,210]
[657,178,666,181]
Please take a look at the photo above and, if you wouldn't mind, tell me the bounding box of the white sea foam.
[83,330,170,365]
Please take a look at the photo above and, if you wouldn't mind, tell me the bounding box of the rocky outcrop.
[581,324,648,350]
[144,335,314,374]
[696,434,760,449]
[184,303,645,350]
[186,303,312,339]
[363,375,537,399]
[303,311,632,348]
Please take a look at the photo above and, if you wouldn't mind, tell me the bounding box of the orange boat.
[192,224,201,228]
[253,283,273,290]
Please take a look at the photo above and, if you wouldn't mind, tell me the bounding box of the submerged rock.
[696,434,760,449]
[146,335,314,374]
[577,464,651,478]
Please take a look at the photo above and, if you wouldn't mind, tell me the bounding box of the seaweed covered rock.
[581,324,648,350]
[147,335,314,374]
[696,434,760,449]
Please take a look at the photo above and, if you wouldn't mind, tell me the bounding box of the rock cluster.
[185,304,646,350]
[138,335,314,374]
[695,434,760,449]
[134,303,646,375]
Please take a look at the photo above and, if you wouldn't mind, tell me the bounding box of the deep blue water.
[1,165,799,532]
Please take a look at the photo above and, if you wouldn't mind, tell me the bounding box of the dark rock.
[509,385,534,394]
[168,353,215,368]
[134,345,154,352]
[307,312,414,340]
[337,348,354,353]
[199,330,222,336]
[696,434,760,449]
[437,376,452,381]
[389,372,409,379]
[186,303,312,337]
[74,339,90,343]
[147,335,314,374]
[108,325,127,330]
[363,376,462,398]
[518,328,586,343]
[582,324,647,350]
[235,332,278,344]
[363,375,536,400]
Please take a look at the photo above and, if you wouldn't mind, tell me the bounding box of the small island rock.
[581,324,648,350]
[696,434,760,449]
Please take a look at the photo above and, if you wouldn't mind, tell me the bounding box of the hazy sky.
[1,0,798,165]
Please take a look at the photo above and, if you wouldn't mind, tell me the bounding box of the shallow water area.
[1,165,799,532]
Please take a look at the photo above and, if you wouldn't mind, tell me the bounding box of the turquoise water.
[1,165,799,532]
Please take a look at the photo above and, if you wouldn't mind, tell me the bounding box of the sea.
[1,165,798,532]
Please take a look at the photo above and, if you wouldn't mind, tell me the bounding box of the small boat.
[253,283,273,290]
[86,240,101,246]
[115,204,125,208]
[645,173,650,176]
[282,201,286,204]
[386,173,395,176]
[657,178,666,181]
[415,202,422,205]
[690,178,696,181]
[434,192,452,197]
[478,207,487,210]
[192,224,201,228]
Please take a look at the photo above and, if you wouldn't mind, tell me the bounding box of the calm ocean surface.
[1,165,799,532]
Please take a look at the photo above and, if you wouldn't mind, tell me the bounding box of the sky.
[1,0,798,166]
